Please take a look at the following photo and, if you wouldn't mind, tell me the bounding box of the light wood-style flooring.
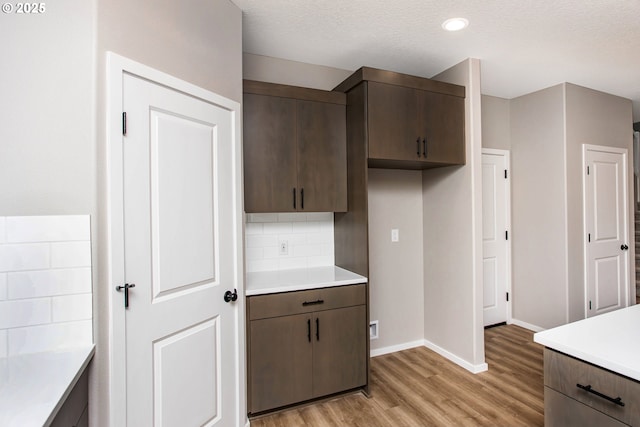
[250,325,543,427]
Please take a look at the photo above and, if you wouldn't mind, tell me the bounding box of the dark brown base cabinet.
[544,349,640,426]
[247,285,367,415]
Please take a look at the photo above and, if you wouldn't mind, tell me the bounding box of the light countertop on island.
[246,265,368,296]
[0,345,95,427]
[534,304,640,381]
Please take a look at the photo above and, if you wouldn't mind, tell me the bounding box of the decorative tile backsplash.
[245,213,335,272]
[0,215,92,357]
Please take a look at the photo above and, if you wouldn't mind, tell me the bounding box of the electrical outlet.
[391,228,399,242]
[370,320,379,340]
[279,240,288,256]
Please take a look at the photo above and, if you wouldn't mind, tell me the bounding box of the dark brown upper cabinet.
[243,80,347,213]
[334,67,466,169]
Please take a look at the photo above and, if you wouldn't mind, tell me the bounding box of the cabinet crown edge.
[243,79,346,105]
[333,66,465,98]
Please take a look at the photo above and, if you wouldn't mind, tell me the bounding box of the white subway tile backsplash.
[50,241,91,268]
[0,274,6,300]
[263,222,293,235]
[8,320,93,356]
[0,299,51,329]
[247,234,278,248]
[0,330,7,357]
[246,213,278,223]
[277,213,308,222]
[245,222,263,235]
[245,214,335,273]
[0,243,50,273]
[52,294,92,322]
[0,215,93,356]
[7,268,91,299]
[6,215,90,243]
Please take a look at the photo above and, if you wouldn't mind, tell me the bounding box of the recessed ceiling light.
[442,17,469,32]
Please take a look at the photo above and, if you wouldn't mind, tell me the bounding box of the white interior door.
[121,73,239,426]
[584,145,629,318]
[482,149,511,327]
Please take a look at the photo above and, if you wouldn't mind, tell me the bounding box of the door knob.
[115,283,136,308]
[224,289,238,303]
[621,244,629,250]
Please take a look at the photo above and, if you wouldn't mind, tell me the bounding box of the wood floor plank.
[249,325,544,426]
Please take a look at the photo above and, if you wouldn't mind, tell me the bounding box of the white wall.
[510,85,568,330]
[0,0,95,216]
[95,1,242,425]
[423,59,486,371]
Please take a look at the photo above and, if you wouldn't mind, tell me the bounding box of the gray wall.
[509,83,633,330]
[423,59,486,369]
[95,1,242,425]
[564,83,634,321]
[510,84,568,329]
[482,95,511,150]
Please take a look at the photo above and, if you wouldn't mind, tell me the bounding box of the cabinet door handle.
[576,383,625,407]
[293,188,296,209]
[316,317,320,341]
[307,319,311,342]
[301,188,304,210]
[423,138,427,158]
[416,137,420,157]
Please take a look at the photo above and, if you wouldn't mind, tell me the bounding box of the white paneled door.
[584,145,629,317]
[121,73,239,426]
[482,149,511,327]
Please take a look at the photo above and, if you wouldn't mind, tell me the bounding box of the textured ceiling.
[233,0,640,122]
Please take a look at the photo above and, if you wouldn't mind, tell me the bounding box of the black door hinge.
[504,169,508,179]
[588,233,591,242]
[587,166,590,175]
[122,112,127,136]
[506,292,509,302]
[589,300,592,310]
[505,230,508,240]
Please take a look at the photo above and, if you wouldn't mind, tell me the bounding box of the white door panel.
[122,73,237,426]
[482,150,511,326]
[584,145,629,317]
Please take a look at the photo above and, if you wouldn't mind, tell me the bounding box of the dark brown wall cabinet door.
[420,91,465,164]
[312,305,367,397]
[297,100,347,212]
[243,93,297,212]
[249,313,313,413]
[367,82,420,162]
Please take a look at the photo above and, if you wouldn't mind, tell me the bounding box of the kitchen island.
[534,305,640,426]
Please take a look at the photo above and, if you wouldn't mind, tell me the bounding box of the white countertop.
[0,345,95,427]
[246,266,367,296]
[534,304,640,381]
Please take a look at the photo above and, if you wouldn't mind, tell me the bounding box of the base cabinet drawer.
[544,349,639,425]
[545,387,627,427]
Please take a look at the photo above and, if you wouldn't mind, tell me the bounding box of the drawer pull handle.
[302,299,324,306]
[576,383,625,407]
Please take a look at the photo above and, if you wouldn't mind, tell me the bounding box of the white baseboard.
[370,340,424,357]
[510,318,545,332]
[422,339,488,374]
